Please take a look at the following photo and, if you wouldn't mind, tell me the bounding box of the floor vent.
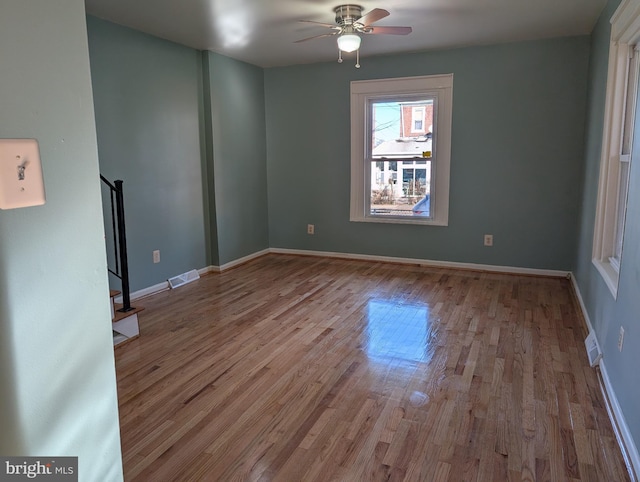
[168,269,200,289]
[585,331,603,367]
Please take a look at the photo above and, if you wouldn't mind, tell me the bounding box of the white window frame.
[592,0,640,298]
[350,74,453,226]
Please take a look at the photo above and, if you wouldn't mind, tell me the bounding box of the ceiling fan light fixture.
[337,33,361,52]
[296,5,409,67]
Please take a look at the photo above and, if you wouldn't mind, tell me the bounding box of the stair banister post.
[115,179,132,312]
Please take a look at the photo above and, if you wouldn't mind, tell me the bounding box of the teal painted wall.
[87,17,270,276]
[0,1,123,480]
[87,16,207,291]
[575,0,640,456]
[265,37,591,270]
[204,51,270,265]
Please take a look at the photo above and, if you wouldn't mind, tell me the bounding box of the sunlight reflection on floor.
[365,299,434,364]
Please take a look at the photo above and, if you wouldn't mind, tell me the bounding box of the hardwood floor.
[115,255,630,481]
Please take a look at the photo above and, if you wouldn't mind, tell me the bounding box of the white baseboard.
[599,360,640,481]
[269,247,570,278]
[569,273,595,332]
[114,280,169,303]
[570,274,639,481]
[218,248,270,272]
[129,249,566,301]
[115,250,271,302]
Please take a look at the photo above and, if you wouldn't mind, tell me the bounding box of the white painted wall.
[0,1,123,480]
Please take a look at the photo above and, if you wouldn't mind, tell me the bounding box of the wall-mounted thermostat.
[0,139,46,209]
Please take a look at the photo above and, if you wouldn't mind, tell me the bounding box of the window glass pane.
[368,98,434,219]
[370,160,431,218]
[371,99,434,159]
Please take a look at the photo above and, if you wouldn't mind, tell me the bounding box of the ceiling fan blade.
[357,8,389,27]
[294,32,337,43]
[367,26,412,35]
[298,20,339,29]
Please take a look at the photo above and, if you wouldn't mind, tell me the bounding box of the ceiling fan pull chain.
[338,48,343,63]
[355,48,360,68]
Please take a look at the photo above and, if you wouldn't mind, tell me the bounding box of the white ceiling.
[84,0,606,68]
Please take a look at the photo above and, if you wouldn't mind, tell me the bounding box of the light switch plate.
[0,139,46,209]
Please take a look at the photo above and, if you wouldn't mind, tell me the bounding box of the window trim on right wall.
[592,0,640,298]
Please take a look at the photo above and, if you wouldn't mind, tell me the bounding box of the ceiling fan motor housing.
[334,4,363,26]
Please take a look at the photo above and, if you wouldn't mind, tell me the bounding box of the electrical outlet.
[484,234,493,247]
[153,250,160,264]
[307,224,315,235]
[618,326,625,352]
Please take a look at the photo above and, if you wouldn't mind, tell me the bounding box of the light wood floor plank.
[115,255,631,481]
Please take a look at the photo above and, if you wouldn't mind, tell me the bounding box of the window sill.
[350,214,448,226]
[592,258,619,299]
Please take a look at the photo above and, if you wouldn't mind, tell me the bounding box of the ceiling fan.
[295,4,412,68]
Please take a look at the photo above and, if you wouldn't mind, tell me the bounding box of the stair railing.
[100,175,133,312]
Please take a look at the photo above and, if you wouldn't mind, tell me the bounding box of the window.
[592,0,640,298]
[350,74,453,225]
[411,106,425,133]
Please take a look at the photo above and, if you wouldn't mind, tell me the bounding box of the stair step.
[110,290,121,299]
[112,304,144,323]
[112,305,142,347]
